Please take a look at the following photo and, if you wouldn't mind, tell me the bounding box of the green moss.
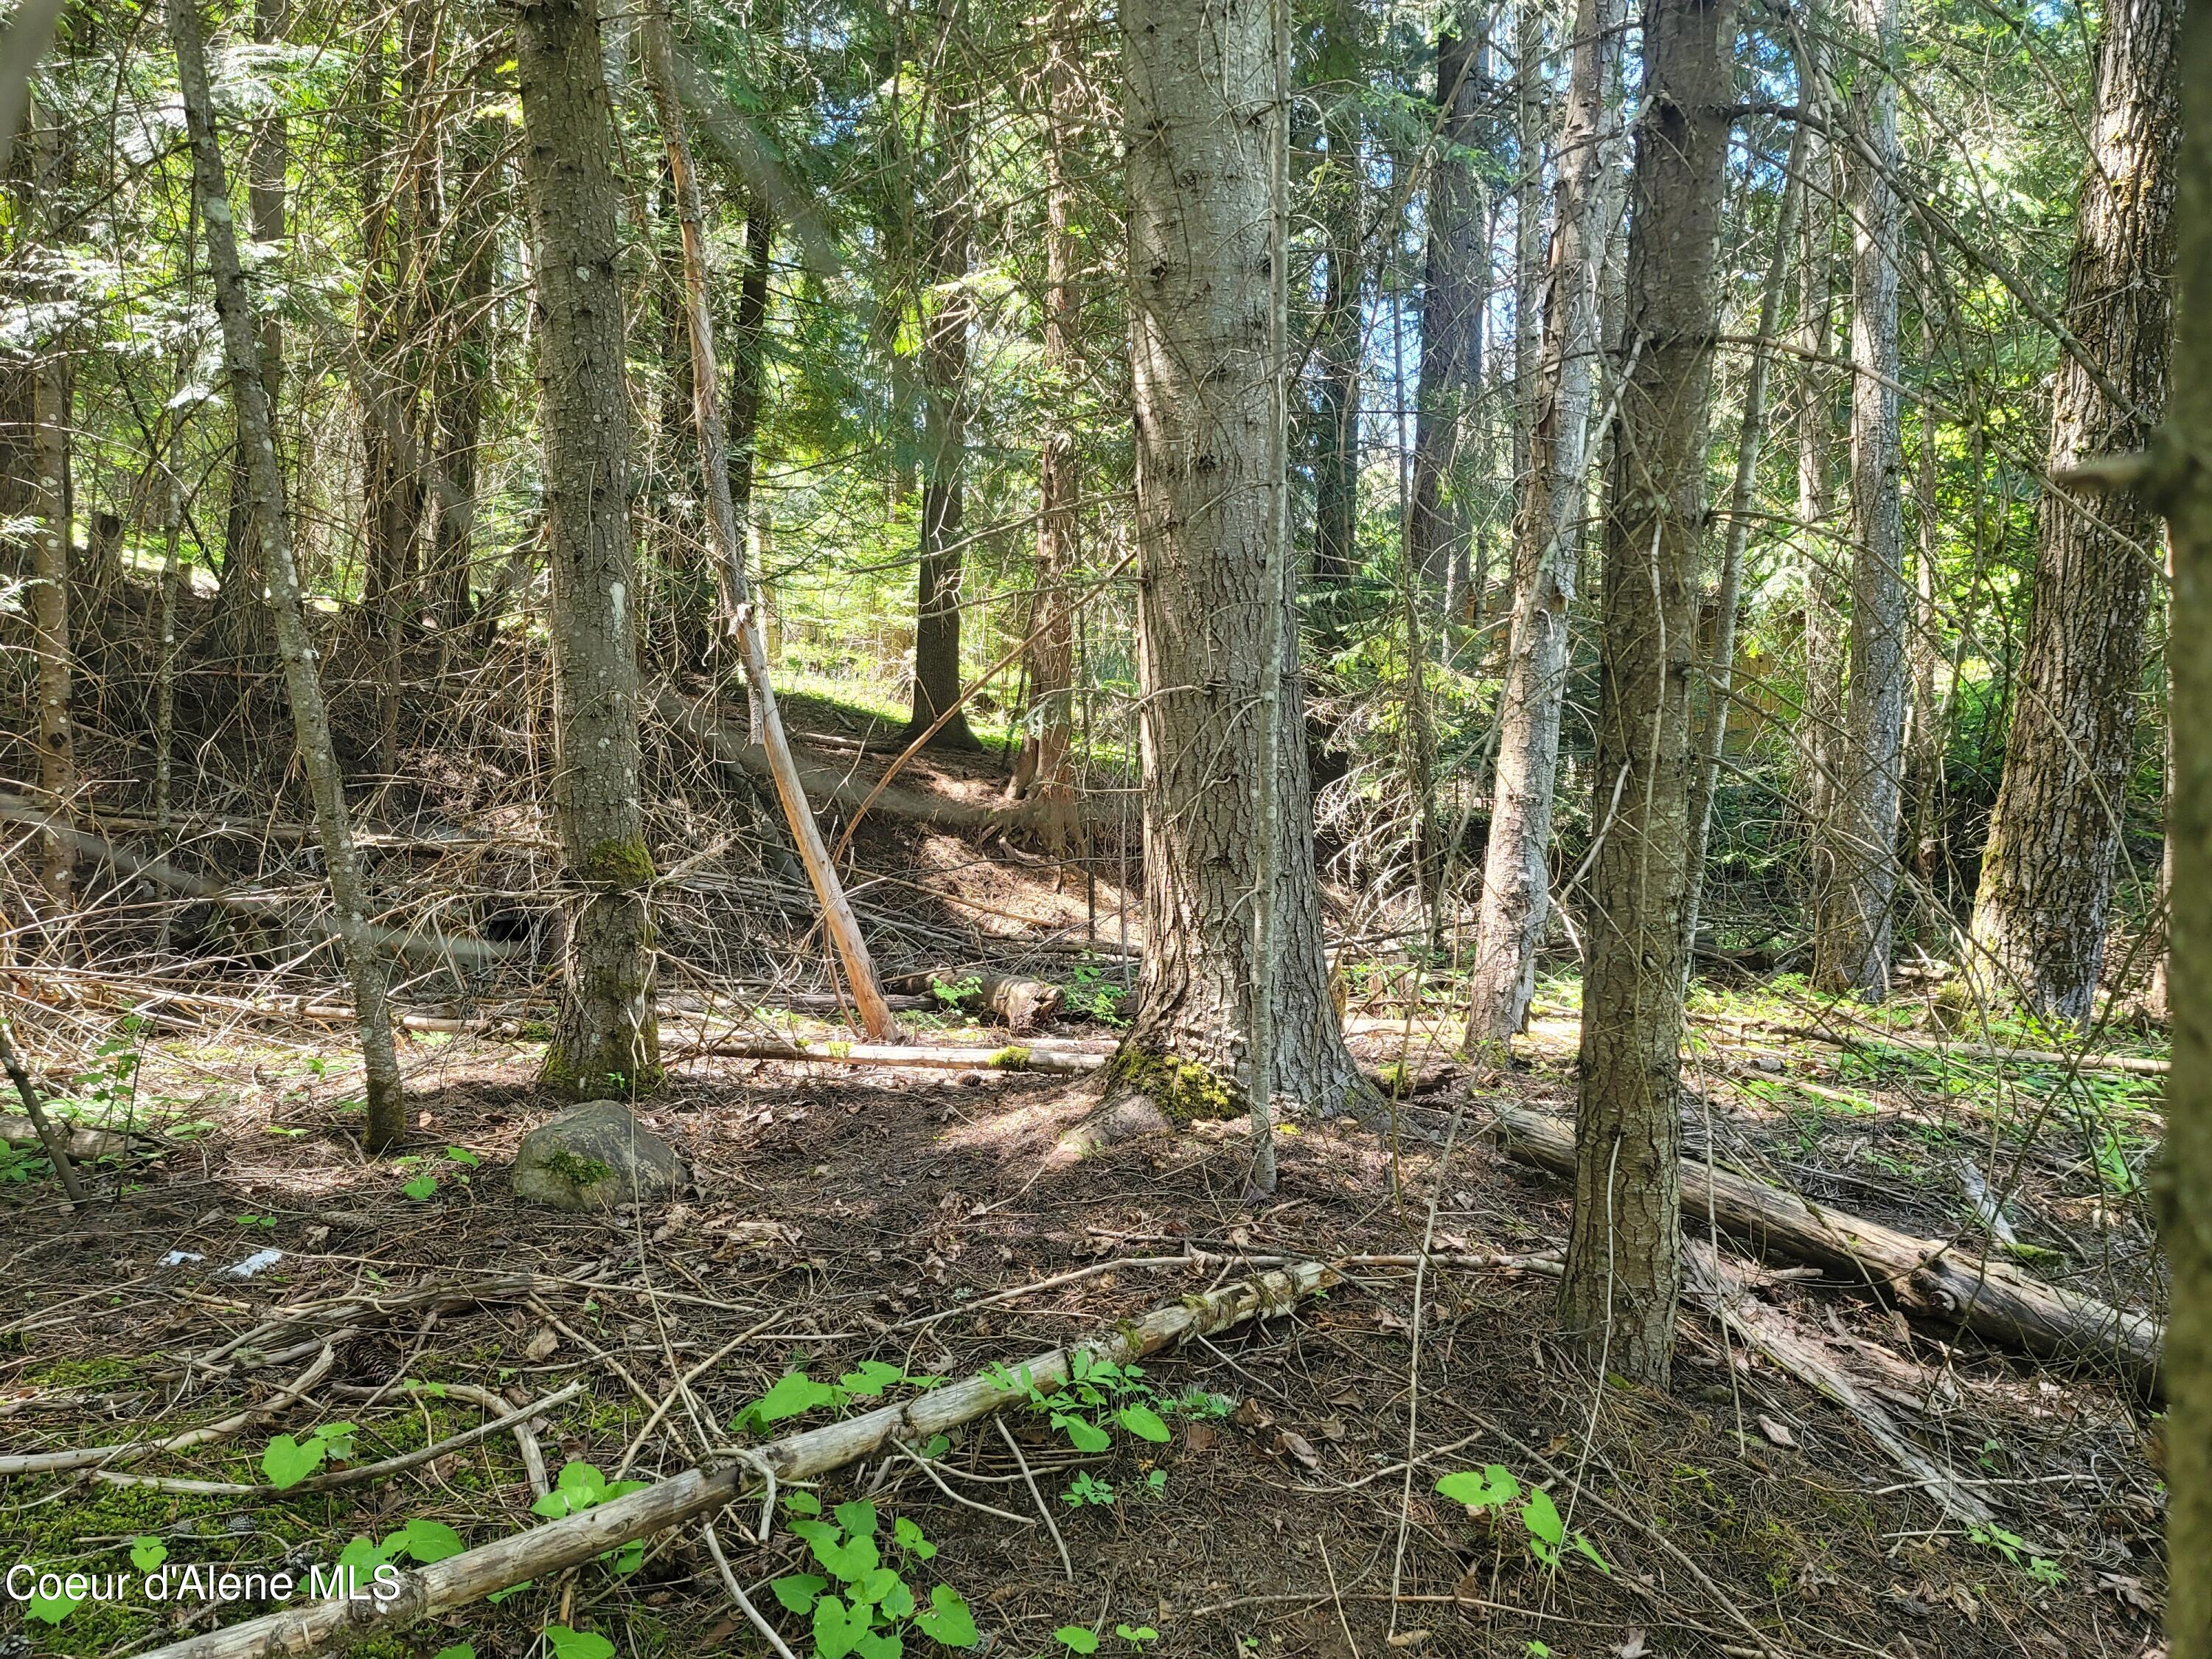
[25,1356,139,1385]
[538,1042,663,1101]
[1377,1061,1415,1099]
[989,1046,1032,1070]
[544,1147,615,1189]
[582,836,656,887]
[1102,1045,1243,1124]
[517,1018,555,1042]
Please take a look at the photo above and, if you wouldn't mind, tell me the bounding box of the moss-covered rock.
[512,1100,686,1211]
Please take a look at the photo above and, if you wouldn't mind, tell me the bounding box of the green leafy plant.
[1436,1466,1611,1575]
[543,1627,615,1659]
[333,1516,467,1574]
[1061,1471,1116,1507]
[532,1459,650,1519]
[928,974,985,1010]
[260,1422,358,1489]
[731,1364,944,1435]
[129,1535,168,1573]
[1113,1625,1158,1649]
[1968,1522,2063,1585]
[1055,1628,1101,1655]
[1064,964,1129,1026]
[986,1350,1192,1505]
[768,1498,979,1659]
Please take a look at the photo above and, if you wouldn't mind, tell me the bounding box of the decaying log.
[1683,1241,1996,1523]
[132,1262,1335,1659]
[0,790,514,969]
[883,970,1065,1031]
[1493,1102,2163,1395]
[0,1114,136,1160]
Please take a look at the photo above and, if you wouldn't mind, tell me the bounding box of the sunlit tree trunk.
[1464,0,1622,1040]
[1310,0,1363,612]
[1407,6,1485,610]
[23,94,72,922]
[1108,0,1366,1128]
[1557,0,1736,1385]
[726,205,773,738]
[1968,0,2178,1022]
[1812,0,1906,997]
[517,0,661,1097]
[169,0,406,1147]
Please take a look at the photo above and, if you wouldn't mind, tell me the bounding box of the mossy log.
[882,970,1066,1030]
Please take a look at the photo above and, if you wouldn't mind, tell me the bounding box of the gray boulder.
[512,1100,687,1211]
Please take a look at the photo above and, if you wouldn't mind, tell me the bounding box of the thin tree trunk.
[430,113,501,638]
[2154,4,2212,1644]
[215,0,282,664]
[25,92,72,922]
[1907,318,1945,887]
[1310,0,1363,610]
[638,0,899,1043]
[1967,0,2178,1022]
[726,204,773,738]
[1406,7,1484,608]
[1509,0,1543,504]
[1104,0,1367,1131]
[908,6,979,750]
[515,0,663,1097]
[167,0,406,1149]
[1010,0,1082,858]
[1464,0,1623,1041]
[1795,53,1843,869]
[1683,113,1812,962]
[1812,0,1907,997]
[1557,0,1736,1385]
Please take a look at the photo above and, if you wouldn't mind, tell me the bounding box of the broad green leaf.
[1054,1629,1101,1655]
[840,1360,908,1397]
[769,1573,827,1614]
[814,1595,862,1659]
[397,1520,465,1563]
[1054,1413,1110,1453]
[129,1536,168,1573]
[24,1582,82,1625]
[335,1536,387,1573]
[1570,1532,1612,1575]
[737,1370,839,1432]
[401,1174,439,1201]
[894,1516,936,1560]
[260,1432,326,1489]
[852,1566,902,1605]
[877,1576,917,1619]
[835,1499,880,1539]
[784,1491,824,1517]
[854,1634,905,1659]
[1436,1464,1519,1509]
[1522,1486,1565,1546]
[914,1584,978,1649]
[484,1579,533,1605]
[1116,1405,1172,1443]
[543,1627,615,1659]
[610,1540,644,1575]
[432,1646,476,1659]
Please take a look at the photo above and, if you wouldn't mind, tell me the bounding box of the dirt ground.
[0,1006,2168,1659]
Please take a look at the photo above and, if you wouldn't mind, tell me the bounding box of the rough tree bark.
[1967,0,2178,1023]
[1557,0,1736,1385]
[429,108,502,637]
[2153,5,2210,1647]
[24,94,72,920]
[908,1,979,751]
[1309,0,1363,607]
[1009,0,1082,857]
[726,203,773,725]
[167,0,406,1148]
[516,0,661,1097]
[1097,0,1367,1135]
[1795,48,1844,883]
[1812,0,1907,997]
[1464,0,1623,1041]
[1406,5,1485,609]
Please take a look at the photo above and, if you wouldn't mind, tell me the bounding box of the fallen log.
[677,1034,1106,1074]
[1697,1012,2169,1078]
[0,791,514,970]
[883,970,1065,1031]
[1492,1102,2163,1397]
[131,1262,1335,1659]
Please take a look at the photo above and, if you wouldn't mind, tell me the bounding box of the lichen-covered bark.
[516,0,660,1098]
[1812,0,1907,998]
[1969,0,2177,1023]
[1465,0,1623,1042]
[1558,0,1736,1386]
[1115,0,1364,1123]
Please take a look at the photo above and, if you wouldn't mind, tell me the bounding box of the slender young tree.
[1406,5,1485,609]
[1009,0,1082,855]
[1967,0,2179,1022]
[1309,0,1364,604]
[516,0,661,1096]
[1812,0,1907,996]
[1558,0,1737,1384]
[1465,0,1623,1040]
[907,0,979,750]
[167,0,405,1147]
[1795,72,1844,845]
[1102,0,1366,1133]
[24,94,72,919]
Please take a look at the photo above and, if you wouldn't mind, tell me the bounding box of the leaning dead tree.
[638,0,899,1043]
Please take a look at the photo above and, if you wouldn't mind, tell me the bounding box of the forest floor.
[0,697,2172,1659]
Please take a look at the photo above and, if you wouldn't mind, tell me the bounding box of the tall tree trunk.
[1794,51,1844,880]
[2154,6,2211,1646]
[1812,0,1907,997]
[24,94,72,922]
[1106,0,1367,1130]
[167,0,406,1149]
[1309,0,1363,608]
[908,4,979,750]
[215,0,282,664]
[1683,112,1812,961]
[1011,0,1082,857]
[1966,0,2178,1023]
[429,112,501,639]
[639,0,900,1043]
[1464,0,1623,1040]
[516,0,662,1098]
[1557,0,1736,1385]
[1406,8,1484,609]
